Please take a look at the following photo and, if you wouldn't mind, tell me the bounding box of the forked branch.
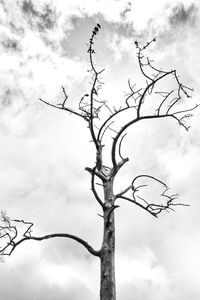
[39,87,89,121]
[116,175,189,218]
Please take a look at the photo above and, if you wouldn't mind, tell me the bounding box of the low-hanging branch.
[0,212,100,257]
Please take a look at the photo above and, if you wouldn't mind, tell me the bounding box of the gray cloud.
[22,0,57,31]
[145,2,199,49]
[120,1,132,19]
[169,3,197,27]
[38,5,57,31]
[0,87,27,111]
[1,38,20,52]
[60,13,136,63]
[1,89,14,107]
[22,0,38,17]
[0,259,94,300]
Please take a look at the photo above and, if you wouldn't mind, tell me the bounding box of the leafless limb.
[118,133,127,160]
[109,38,199,167]
[115,185,132,199]
[125,79,143,107]
[0,212,100,258]
[99,121,117,143]
[89,166,104,208]
[115,175,189,218]
[39,88,88,121]
[156,90,174,115]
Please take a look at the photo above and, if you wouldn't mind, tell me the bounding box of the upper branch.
[111,114,171,167]
[39,87,89,121]
[135,38,157,82]
[87,24,106,149]
[110,39,198,167]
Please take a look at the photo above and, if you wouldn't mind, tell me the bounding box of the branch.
[132,174,166,187]
[136,70,174,118]
[156,90,174,115]
[85,167,105,208]
[111,157,129,177]
[111,103,198,167]
[0,216,100,258]
[119,133,127,160]
[39,95,88,121]
[124,79,143,107]
[115,185,132,198]
[97,105,135,143]
[119,195,157,218]
[87,24,105,149]
[172,104,200,115]
[135,38,157,82]
[116,175,189,218]
[111,114,173,167]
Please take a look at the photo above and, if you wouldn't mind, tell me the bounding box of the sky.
[0,0,200,299]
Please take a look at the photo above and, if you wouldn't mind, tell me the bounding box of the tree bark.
[100,179,116,300]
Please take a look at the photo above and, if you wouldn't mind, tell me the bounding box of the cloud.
[169,3,197,26]
[22,0,58,31]
[0,254,95,300]
[120,1,132,19]
[143,2,198,49]
[115,245,200,300]
[1,37,21,52]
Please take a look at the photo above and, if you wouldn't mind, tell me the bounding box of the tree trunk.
[100,180,116,300]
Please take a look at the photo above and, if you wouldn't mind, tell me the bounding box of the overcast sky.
[0,0,200,299]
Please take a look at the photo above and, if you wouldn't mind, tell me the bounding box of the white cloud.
[116,247,169,285]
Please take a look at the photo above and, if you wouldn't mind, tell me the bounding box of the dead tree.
[0,25,198,300]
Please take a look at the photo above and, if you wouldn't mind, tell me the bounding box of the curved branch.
[157,90,174,115]
[9,233,100,257]
[91,167,105,208]
[0,216,101,257]
[0,212,101,257]
[137,70,174,118]
[119,133,127,160]
[111,114,173,167]
[97,68,171,147]
[115,171,189,218]
[118,184,189,218]
[132,174,166,187]
[85,166,105,208]
[97,106,132,142]
[99,121,115,142]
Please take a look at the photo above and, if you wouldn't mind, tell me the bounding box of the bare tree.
[0,25,198,300]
